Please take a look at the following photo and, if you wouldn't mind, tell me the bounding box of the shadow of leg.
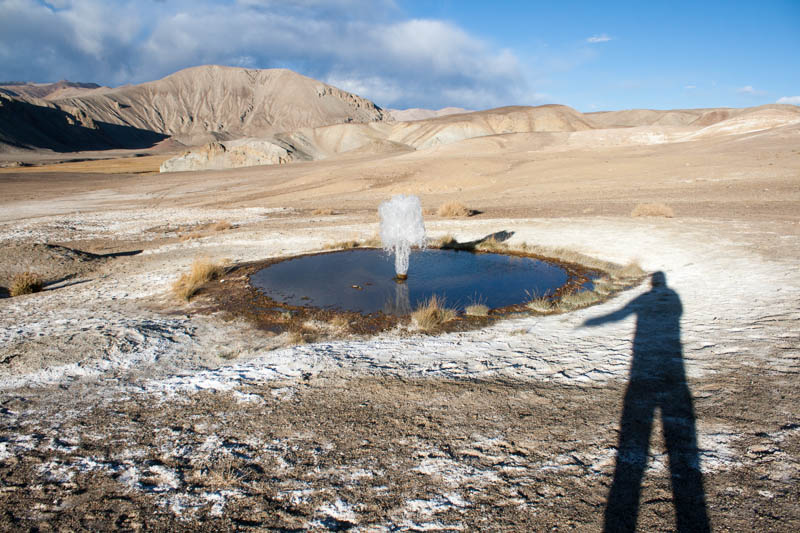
[662,386,710,533]
[604,382,655,533]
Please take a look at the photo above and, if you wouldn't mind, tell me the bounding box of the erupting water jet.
[378,194,426,280]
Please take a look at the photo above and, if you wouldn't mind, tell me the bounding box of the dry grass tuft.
[557,290,602,311]
[476,236,507,253]
[210,220,233,231]
[591,276,618,296]
[323,240,360,250]
[287,325,320,345]
[437,201,472,218]
[617,262,645,279]
[362,237,382,248]
[465,303,490,317]
[172,258,226,301]
[312,208,336,216]
[329,315,352,331]
[179,232,203,241]
[526,292,553,314]
[515,244,645,282]
[412,295,457,331]
[631,203,674,218]
[10,272,44,297]
[178,220,234,240]
[187,460,244,489]
[433,234,459,248]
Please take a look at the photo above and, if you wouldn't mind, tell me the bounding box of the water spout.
[379,194,426,279]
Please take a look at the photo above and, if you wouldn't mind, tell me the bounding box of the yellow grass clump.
[437,201,472,218]
[10,272,44,297]
[527,296,553,313]
[172,258,226,301]
[412,295,457,331]
[557,290,602,311]
[433,234,459,248]
[465,303,490,316]
[312,208,336,216]
[287,325,320,345]
[514,244,645,282]
[475,236,507,253]
[631,203,675,218]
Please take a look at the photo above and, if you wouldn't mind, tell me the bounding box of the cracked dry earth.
[0,209,798,531]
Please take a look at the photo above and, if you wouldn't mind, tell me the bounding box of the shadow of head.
[651,271,666,288]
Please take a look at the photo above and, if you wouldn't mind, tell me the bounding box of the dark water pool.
[251,248,569,315]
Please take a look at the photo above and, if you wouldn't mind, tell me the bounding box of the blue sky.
[1,0,798,111]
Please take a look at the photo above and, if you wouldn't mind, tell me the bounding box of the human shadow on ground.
[582,271,710,532]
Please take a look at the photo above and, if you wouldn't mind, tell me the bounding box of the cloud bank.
[0,0,537,109]
[586,34,613,43]
[777,96,800,105]
[736,85,766,96]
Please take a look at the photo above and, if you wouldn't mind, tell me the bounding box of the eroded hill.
[0,65,387,152]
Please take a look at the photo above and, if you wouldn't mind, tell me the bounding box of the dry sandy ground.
[0,124,798,531]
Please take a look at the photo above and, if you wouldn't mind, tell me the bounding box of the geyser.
[379,194,426,279]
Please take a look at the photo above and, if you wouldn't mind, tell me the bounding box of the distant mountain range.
[0,65,386,152]
[2,65,799,164]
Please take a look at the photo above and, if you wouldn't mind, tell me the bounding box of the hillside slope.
[1,65,387,151]
[52,65,387,145]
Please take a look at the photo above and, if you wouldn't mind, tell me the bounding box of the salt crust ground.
[1,207,798,527]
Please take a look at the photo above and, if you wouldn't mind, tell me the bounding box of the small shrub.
[172,258,225,301]
[631,203,674,218]
[10,272,44,296]
[437,201,472,217]
[465,303,489,317]
[412,295,457,331]
[312,208,336,216]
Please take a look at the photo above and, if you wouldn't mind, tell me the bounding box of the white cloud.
[684,85,696,89]
[777,96,800,105]
[0,0,531,109]
[586,34,612,43]
[737,85,766,95]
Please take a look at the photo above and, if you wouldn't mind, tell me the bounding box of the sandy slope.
[158,103,800,172]
[0,112,798,529]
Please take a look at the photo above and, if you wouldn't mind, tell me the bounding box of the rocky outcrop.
[159,138,306,172]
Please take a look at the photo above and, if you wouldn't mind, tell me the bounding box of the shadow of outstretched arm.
[581,300,636,328]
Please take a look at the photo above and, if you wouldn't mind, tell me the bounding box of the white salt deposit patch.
[2,217,798,424]
[317,498,358,523]
[278,488,315,506]
[0,442,10,462]
[412,455,500,487]
[0,207,287,242]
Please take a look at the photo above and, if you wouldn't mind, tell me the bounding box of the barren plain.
[1,88,799,531]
